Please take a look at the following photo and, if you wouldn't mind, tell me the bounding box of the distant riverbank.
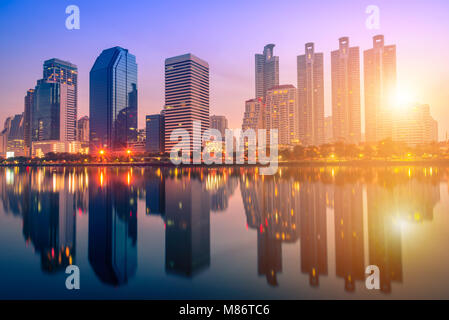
[1,159,449,168]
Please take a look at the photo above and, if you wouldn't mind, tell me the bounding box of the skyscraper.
[210,115,228,136]
[255,44,279,98]
[77,116,89,142]
[146,113,165,154]
[392,103,438,145]
[164,53,209,154]
[364,35,397,143]
[24,89,34,154]
[32,58,78,144]
[297,43,324,146]
[331,37,361,144]
[89,47,138,152]
[265,85,298,146]
[42,58,78,142]
[324,116,333,144]
[6,113,25,157]
[242,97,265,131]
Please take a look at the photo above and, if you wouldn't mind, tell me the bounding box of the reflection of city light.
[393,216,410,231]
[5,169,14,185]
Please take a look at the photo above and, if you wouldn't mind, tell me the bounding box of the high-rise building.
[164,53,209,154]
[297,43,325,146]
[265,85,298,146]
[7,113,25,157]
[24,89,34,154]
[0,117,12,156]
[90,47,138,152]
[392,104,438,145]
[364,35,397,143]
[242,98,265,131]
[77,116,89,142]
[210,115,228,136]
[324,116,333,144]
[331,37,361,144]
[146,113,165,154]
[42,58,78,141]
[43,58,78,88]
[31,58,78,145]
[255,44,279,98]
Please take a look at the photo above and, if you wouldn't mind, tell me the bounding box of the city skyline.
[1,0,448,139]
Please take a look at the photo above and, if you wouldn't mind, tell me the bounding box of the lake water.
[0,166,448,299]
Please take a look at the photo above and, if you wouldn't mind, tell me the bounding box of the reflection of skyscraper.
[205,170,238,213]
[298,43,324,146]
[364,35,396,143]
[21,171,76,273]
[334,183,364,291]
[145,169,165,215]
[164,177,210,277]
[255,44,279,98]
[299,182,327,286]
[88,170,137,285]
[331,37,361,143]
[240,172,300,286]
[90,47,138,152]
[367,185,402,293]
[257,231,282,286]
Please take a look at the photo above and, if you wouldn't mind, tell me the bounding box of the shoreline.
[1,159,449,168]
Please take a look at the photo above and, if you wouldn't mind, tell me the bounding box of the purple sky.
[1,0,448,138]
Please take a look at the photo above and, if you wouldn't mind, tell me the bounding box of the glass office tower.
[89,47,138,152]
[31,59,78,143]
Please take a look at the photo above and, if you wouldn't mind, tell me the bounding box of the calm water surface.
[0,166,448,299]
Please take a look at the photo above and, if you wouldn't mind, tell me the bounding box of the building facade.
[42,58,78,142]
[324,116,333,144]
[392,104,438,145]
[24,89,34,155]
[31,59,78,148]
[242,97,265,132]
[364,35,397,143]
[77,116,89,142]
[146,113,165,154]
[164,53,209,154]
[89,47,138,152]
[6,113,25,157]
[255,44,279,98]
[265,85,298,146]
[297,43,325,146]
[210,115,228,137]
[331,37,361,144]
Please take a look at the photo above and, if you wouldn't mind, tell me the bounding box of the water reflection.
[88,168,137,285]
[0,166,448,298]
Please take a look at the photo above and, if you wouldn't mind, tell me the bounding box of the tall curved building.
[89,47,138,152]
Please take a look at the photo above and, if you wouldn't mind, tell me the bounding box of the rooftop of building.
[165,53,209,68]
